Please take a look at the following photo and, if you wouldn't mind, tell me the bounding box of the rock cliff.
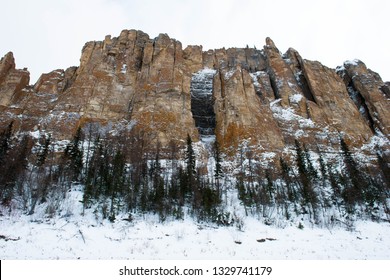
[0,52,30,107]
[0,29,389,159]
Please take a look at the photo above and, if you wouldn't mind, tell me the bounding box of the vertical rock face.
[250,71,275,102]
[202,46,267,72]
[264,38,306,110]
[340,60,390,137]
[0,52,30,107]
[22,30,202,143]
[300,59,373,145]
[34,68,77,95]
[213,67,284,153]
[129,32,201,146]
[0,30,388,157]
[0,52,15,85]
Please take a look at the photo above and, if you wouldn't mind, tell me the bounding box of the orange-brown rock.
[264,39,302,105]
[202,47,266,73]
[342,60,390,137]
[34,67,77,95]
[0,31,388,159]
[250,70,275,102]
[213,67,284,153]
[42,30,201,144]
[300,59,373,145]
[0,52,30,107]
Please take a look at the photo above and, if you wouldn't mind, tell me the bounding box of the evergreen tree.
[64,127,84,182]
[295,141,309,198]
[150,142,163,189]
[0,122,14,203]
[1,134,32,205]
[0,121,13,165]
[295,140,307,174]
[150,143,166,219]
[327,162,342,207]
[294,139,317,212]
[199,182,220,222]
[36,134,51,167]
[185,134,196,190]
[213,141,223,195]
[265,169,275,202]
[279,157,296,202]
[177,166,187,206]
[376,150,390,188]
[108,149,126,221]
[304,145,318,181]
[84,135,101,205]
[317,150,328,186]
[339,137,365,207]
[315,150,332,208]
[35,134,53,206]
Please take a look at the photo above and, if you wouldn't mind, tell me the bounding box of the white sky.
[1,0,389,83]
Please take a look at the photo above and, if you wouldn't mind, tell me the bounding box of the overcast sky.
[1,0,389,83]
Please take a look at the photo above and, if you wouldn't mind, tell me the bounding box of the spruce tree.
[304,145,318,181]
[294,139,317,213]
[109,149,126,221]
[213,140,223,195]
[295,140,309,198]
[36,134,53,205]
[64,127,84,182]
[327,162,342,208]
[84,135,101,206]
[317,150,328,185]
[339,137,365,206]
[279,157,295,202]
[1,134,31,205]
[150,143,165,219]
[0,121,13,165]
[376,151,390,188]
[265,169,275,201]
[185,134,196,190]
[36,134,51,167]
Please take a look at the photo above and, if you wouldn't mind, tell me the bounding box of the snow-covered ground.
[1,188,389,260]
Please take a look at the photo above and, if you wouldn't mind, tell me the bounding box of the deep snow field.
[1,188,390,260]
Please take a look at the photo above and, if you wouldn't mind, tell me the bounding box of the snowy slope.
[1,187,389,260]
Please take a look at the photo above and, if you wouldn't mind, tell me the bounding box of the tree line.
[0,121,389,226]
[0,123,226,224]
[236,138,390,224]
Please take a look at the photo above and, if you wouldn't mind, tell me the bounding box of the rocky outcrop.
[0,52,30,107]
[129,32,201,146]
[340,60,390,137]
[0,52,15,85]
[264,38,306,112]
[0,30,388,158]
[202,47,266,72]
[34,30,202,143]
[300,59,373,145]
[213,67,285,153]
[34,67,77,94]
